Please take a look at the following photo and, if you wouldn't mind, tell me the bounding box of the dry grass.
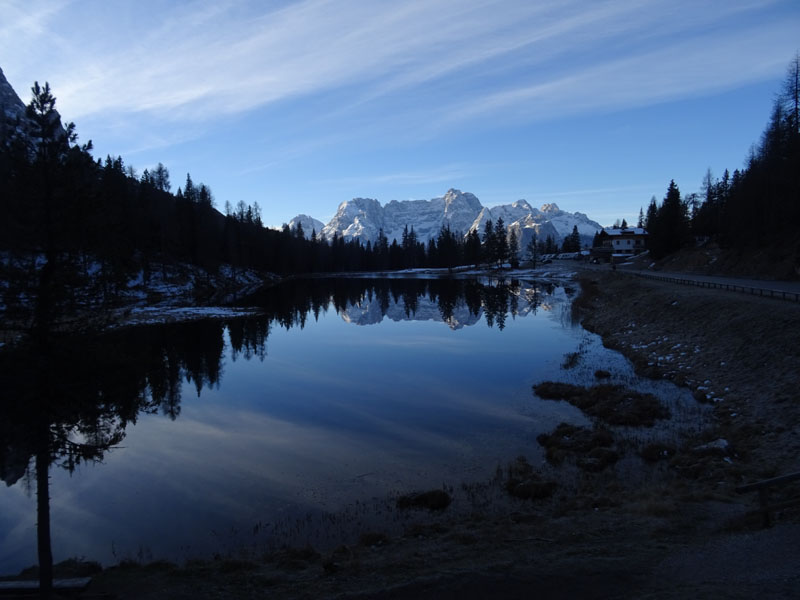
[503,456,558,499]
[396,489,452,511]
[537,423,619,472]
[533,381,670,426]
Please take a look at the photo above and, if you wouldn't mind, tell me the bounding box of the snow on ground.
[111,306,263,329]
[0,253,276,340]
[343,261,579,282]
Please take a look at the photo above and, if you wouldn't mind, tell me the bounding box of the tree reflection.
[0,321,229,595]
[0,275,560,591]
[245,276,556,332]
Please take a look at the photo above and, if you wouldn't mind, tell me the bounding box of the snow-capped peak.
[286,214,325,239]
[293,190,602,249]
[540,203,561,214]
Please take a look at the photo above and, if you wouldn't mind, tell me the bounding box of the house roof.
[602,227,647,236]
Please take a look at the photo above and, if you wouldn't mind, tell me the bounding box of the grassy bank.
[575,269,800,482]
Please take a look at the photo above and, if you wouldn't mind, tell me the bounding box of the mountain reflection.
[0,275,560,578]
[247,276,556,331]
[2,276,558,486]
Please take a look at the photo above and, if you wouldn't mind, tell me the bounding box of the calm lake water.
[0,275,701,573]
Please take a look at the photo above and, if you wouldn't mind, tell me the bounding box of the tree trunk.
[36,434,53,599]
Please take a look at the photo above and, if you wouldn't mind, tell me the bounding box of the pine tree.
[525,232,539,268]
[482,219,496,264]
[647,180,688,258]
[562,225,580,252]
[197,183,213,207]
[780,53,800,134]
[464,229,482,266]
[495,217,508,266]
[507,227,519,268]
[645,196,657,229]
[153,162,171,192]
[183,173,197,203]
[407,226,418,268]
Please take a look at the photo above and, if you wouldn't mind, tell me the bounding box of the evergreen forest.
[639,56,800,265]
[2,55,798,312]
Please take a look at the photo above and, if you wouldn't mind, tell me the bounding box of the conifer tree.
[482,219,496,264]
[183,173,197,203]
[507,227,519,268]
[562,225,580,252]
[464,229,482,266]
[544,234,557,254]
[526,232,539,267]
[153,162,171,192]
[197,183,213,207]
[494,218,508,266]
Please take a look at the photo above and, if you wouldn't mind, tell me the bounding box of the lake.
[0,274,702,573]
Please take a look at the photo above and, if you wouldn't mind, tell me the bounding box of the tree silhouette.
[526,232,540,267]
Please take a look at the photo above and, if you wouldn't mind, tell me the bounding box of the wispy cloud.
[441,22,796,127]
[324,164,472,188]
[0,0,68,44]
[3,0,797,157]
[6,0,794,126]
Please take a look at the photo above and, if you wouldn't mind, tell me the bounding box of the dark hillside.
[644,55,800,279]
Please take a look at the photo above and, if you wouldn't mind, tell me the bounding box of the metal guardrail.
[625,271,800,303]
[735,471,800,527]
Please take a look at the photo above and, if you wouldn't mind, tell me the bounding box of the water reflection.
[0,276,564,575]
[246,276,556,331]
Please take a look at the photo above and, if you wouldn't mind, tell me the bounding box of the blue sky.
[2,0,798,228]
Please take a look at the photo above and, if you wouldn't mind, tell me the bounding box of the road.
[576,261,800,299]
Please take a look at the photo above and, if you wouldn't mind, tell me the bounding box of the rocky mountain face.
[0,67,30,139]
[286,214,325,238]
[306,189,602,249]
[0,67,65,146]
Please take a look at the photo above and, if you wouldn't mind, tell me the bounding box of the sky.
[2,0,799,228]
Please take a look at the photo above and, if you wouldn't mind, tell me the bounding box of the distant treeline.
[2,54,798,293]
[641,55,800,262]
[0,83,536,296]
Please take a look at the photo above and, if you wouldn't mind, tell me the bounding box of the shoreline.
[574,268,800,482]
[5,267,800,597]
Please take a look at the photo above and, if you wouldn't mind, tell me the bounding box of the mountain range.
[2,69,603,252]
[290,189,602,249]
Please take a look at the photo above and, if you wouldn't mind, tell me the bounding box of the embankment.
[574,269,800,481]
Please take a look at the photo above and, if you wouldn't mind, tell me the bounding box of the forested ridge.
[2,54,799,317]
[638,55,800,274]
[0,82,537,297]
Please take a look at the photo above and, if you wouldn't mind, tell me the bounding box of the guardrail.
[735,471,800,527]
[624,271,800,303]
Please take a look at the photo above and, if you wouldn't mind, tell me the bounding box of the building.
[591,227,648,262]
